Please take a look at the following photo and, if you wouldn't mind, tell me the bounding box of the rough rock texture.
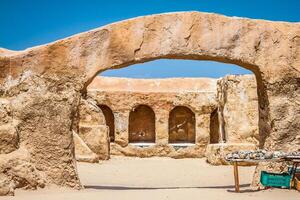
[203,75,260,166]
[77,99,110,160]
[217,75,259,144]
[0,99,18,154]
[0,70,82,195]
[88,76,217,158]
[78,98,106,126]
[0,71,83,195]
[0,148,45,196]
[0,12,299,194]
[73,131,99,163]
[78,125,109,160]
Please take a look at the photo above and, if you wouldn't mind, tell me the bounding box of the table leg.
[291,162,299,188]
[233,161,240,192]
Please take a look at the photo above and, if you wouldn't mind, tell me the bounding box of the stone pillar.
[155,109,169,145]
[114,110,129,147]
[195,113,210,145]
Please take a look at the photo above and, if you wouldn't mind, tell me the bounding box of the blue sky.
[1,0,299,78]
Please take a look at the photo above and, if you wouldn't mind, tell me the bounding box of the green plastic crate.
[260,171,291,188]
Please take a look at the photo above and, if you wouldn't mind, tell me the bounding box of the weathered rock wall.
[0,71,84,195]
[206,74,260,165]
[0,98,18,154]
[217,74,259,145]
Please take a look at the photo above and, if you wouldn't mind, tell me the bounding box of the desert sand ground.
[3,156,299,200]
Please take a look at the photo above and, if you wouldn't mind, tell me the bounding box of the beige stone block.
[78,125,110,160]
[73,131,98,163]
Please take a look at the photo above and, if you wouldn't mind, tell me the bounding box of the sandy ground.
[2,156,299,200]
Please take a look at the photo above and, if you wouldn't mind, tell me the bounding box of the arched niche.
[129,105,156,143]
[169,106,196,143]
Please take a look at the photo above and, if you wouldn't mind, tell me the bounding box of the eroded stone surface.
[0,99,18,154]
[217,75,259,145]
[0,72,84,194]
[0,148,46,196]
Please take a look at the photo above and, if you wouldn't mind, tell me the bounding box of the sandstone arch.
[129,105,156,143]
[0,11,299,194]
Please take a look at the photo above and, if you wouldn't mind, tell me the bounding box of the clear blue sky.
[1,0,299,78]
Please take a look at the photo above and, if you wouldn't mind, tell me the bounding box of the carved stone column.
[155,109,169,145]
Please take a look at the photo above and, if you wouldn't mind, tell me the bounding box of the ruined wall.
[87,76,218,158]
[83,75,260,162]
[83,75,260,160]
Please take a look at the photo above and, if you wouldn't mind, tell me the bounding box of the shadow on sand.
[84,184,260,193]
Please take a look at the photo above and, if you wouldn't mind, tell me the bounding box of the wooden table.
[228,156,300,192]
[228,159,281,192]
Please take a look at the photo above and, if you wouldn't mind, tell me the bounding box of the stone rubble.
[226,150,300,161]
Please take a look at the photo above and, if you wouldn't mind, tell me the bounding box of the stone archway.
[99,105,115,142]
[129,105,155,143]
[0,11,299,195]
[169,106,195,143]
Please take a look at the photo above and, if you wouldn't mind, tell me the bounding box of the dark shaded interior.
[209,108,220,144]
[129,105,156,143]
[169,106,195,143]
[99,105,115,142]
